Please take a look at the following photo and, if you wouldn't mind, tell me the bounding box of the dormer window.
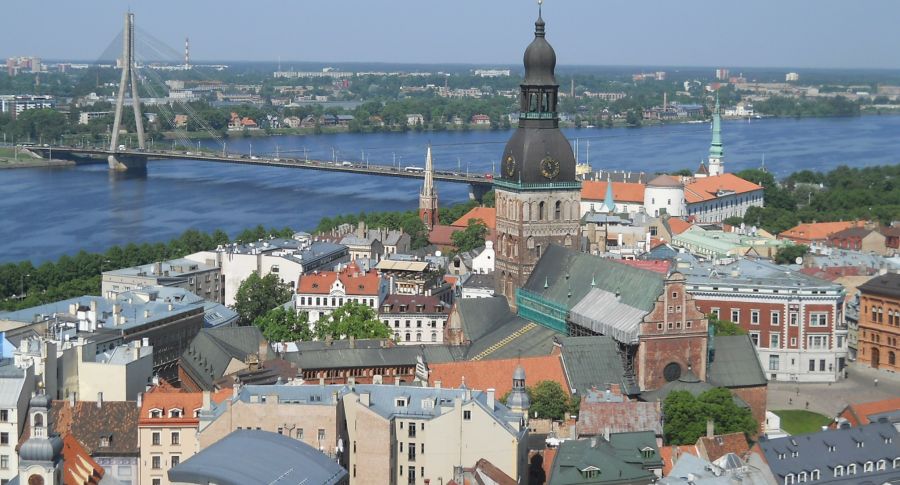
[149,409,162,419]
[194,409,201,418]
[395,398,407,407]
[640,447,655,459]
[580,467,600,479]
[169,408,183,418]
[100,435,111,447]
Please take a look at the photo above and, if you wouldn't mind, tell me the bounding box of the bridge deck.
[34,147,495,186]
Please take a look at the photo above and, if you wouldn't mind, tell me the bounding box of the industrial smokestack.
[184,37,190,68]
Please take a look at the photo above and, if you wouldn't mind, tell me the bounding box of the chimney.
[97,392,103,408]
[706,419,715,438]
[486,388,495,409]
[202,391,211,411]
[434,380,442,389]
[319,377,325,386]
[154,262,163,275]
[609,383,621,396]
[136,392,142,409]
[90,300,98,312]
[258,341,269,362]
[360,392,370,407]
[349,336,356,349]
[232,382,240,399]
[69,393,76,408]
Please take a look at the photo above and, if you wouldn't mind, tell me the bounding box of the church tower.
[495,2,581,303]
[419,145,439,230]
[708,94,725,176]
[18,392,63,485]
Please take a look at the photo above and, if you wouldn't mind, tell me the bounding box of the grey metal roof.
[284,343,462,371]
[758,421,900,484]
[708,335,767,388]
[859,273,900,299]
[559,336,636,395]
[462,273,496,290]
[640,369,749,409]
[0,363,27,407]
[455,297,563,360]
[569,288,647,344]
[180,326,265,391]
[659,453,774,485]
[167,430,347,485]
[675,253,842,293]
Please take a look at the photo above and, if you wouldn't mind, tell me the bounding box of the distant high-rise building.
[785,72,800,82]
[715,68,730,81]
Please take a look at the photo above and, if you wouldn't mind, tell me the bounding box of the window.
[151,456,161,469]
[0,455,7,469]
[0,410,7,422]
[171,432,180,445]
[790,337,797,347]
[100,436,110,447]
[770,333,780,349]
[848,464,856,474]
[789,312,799,326]
[809,312,828,327]
[769,355,780,371]
[408,466,416,485]
[408,422,416,438]
[811,469,819,480]
[296,428,303,440]
[798,471,806,482]
[864,461,873,472]
[751,310,760,325]
[785,473,794,485]
[152,432,160,446]
[731,309,740,323]
[771,311,781,326]
[408,442,416,461]
[463,410,471,420]
[318,429,325,441]
[809,360,816,372]
[711,308,720,319]
[0,433,7,445]
[750,332,760,347]
[808,335,828,350]
[834,465,843,477]
[877,460,886,471]
[171,455,180,467]
[150,409,162,418]
[153,480,161,485]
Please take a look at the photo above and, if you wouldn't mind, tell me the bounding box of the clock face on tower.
[504,154,517,177]
[28,475,44,485]
[540,156,560,180]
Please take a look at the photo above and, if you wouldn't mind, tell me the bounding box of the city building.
[375,260,439,297]
[676,254,848,382]
[56,338,153,402]
[1,287,205,382]
[186,234,349,307]
[17,393,63,485]
[177,326,273,392]
[48,398,140,485]
[427,354,569,398]
[659,452,775,485]
[547,432,662,484]
[0,95,54,119]
[78,111,112,125]
[785,72,800,82]
[102,258,223,303]
[857,273,900,372]
[458,273,496,299]
[575,385,662,442]
[169,430,348,485]
[379,294,450,344]
[644,175,686,217]
[778,221,864,246]
[5,56,41,76]
[339,224,387,262]
[715,68,730,81]
[826,226,888,255]
[0,362,35,484]
[295,262,385,324]
[683,174,764,223]
[672,225,787,259]
[494,10,582,303]
[449,242,495,275]
[755,421,900,485]
[834,397,900,428]
[341,382,528,485]
[580,179,645,217]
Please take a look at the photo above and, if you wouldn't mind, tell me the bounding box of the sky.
[3,0,900,69]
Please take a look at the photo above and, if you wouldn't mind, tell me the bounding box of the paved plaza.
[767,362,900,417]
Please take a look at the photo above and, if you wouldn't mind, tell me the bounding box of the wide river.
[2,115,899,264]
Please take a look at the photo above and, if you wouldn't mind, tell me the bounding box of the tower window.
[554,201,562,220]
[539,202,546,220]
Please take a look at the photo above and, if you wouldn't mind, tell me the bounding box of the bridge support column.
[469,184,491,202]
[107,154,147,171]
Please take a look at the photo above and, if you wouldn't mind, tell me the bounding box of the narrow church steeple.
[419,145,439,230]
[602,175,616,214]
[708,93,725,176]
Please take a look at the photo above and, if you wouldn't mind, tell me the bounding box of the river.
[2,115,899,264]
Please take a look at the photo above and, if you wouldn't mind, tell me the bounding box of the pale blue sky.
[4,0,900,68]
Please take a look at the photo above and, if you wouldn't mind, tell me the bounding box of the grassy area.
[773,410,832,435]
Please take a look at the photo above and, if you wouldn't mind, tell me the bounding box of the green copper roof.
[602,177,616,213]
[709,94,724,160]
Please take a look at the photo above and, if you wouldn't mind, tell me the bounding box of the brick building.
[857,273,900,372]
[677,254,848,382]
[827,226,888,255]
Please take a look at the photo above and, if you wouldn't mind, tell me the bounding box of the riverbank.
[0,159,75,169]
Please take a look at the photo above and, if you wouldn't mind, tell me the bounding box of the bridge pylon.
[108,12,147,171]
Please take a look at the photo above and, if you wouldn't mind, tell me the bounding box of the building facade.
[102,259,223,304]
[379,294,450,344]
[0,363,34,484]
[295,262,385,324]
[495,11,581,303]
[139,387,206,485]
[857,273,900,372]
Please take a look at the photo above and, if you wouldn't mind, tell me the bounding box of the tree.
[530,380,570,421]
[708,313,746,336]
[663,389,757,445]
[234,272,293,326]
[722,216,744,227]
[253,306,312,342]
[774,244,809,265]
[451,219,488,253]
[315,301,391,340]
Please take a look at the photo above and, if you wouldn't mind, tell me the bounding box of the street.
[767,362,900,417]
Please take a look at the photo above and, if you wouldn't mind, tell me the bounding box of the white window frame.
[751,309,760,325]
[807,334,829,350]
[789,312,799,326]
[809,312,829,327]
[731,309,740,324]
[771,311,781,326]
[749,331,760,347]
[770,333,780,349]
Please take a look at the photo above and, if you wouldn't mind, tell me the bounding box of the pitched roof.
[452,297,562,360]
[858,272,900,299]
[50,400,140,456]
[684,174,763,203]
[428,355,570,397]
[380,294,449,315]
[577,399,662,437]
[581,180,645,203]
[839,397,900,426]
[648,174,683,187]
[659,444,699,476]
[779,221,862,243]
[549,433,659,485]
[428,224,461,247]
[612,259,670,275]
[168,430,348,485]
[666,218,693,236]
[452,206,497,230]
[695,432,750,463]
[707,335,768,388]
[559,336,635,395]
[179,326,266,391]
[828,226,876,239]
[296,262,380,295]
[62,434,103,485]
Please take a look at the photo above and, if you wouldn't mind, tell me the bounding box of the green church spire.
[709,94,724,160]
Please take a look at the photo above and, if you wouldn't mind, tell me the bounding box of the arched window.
[555,201,562,220]
[848,464,857,474]
[889,351,896,366]
[834,465,844,477]
[785,473,794,485]
[405,333,411,342]
[811,470,819,480]
[864,461,874,472]
[539,201,546,220]
[34,413,43,427]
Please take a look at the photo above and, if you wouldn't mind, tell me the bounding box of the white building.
[472,241,495,274]
[0,95,54,118]
[0,362,35,484]
[77,111,112,125]
[644,175,687,217]
[186,234,349,307]
[294,261,386,325]
[785,72,800,82]
[379,295,450,344]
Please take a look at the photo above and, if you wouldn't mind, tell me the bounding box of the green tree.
[315,301,391,340]
[708,313,746,336]
[722,216,744,227]
[234,272,293,326]
[529,380,570,421]
[774,244,809,265]
[451,219,488,252]
[254,306,312,342]
[663,389,757,445]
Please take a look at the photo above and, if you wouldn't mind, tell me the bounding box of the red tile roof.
[779,221,863,244]
[62,434,104,485]
[696,432,750,462]
[140,384,231,426]
[660,445,699,475]
[667,218,693,236]
[452,206,497,230]
[428,355,570,397]
[838,397,900,427]
[581,181,646,203]
[577,399,662,437]
[296,261,381,295]
[684,174,763,203]
[428,224,461,247]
